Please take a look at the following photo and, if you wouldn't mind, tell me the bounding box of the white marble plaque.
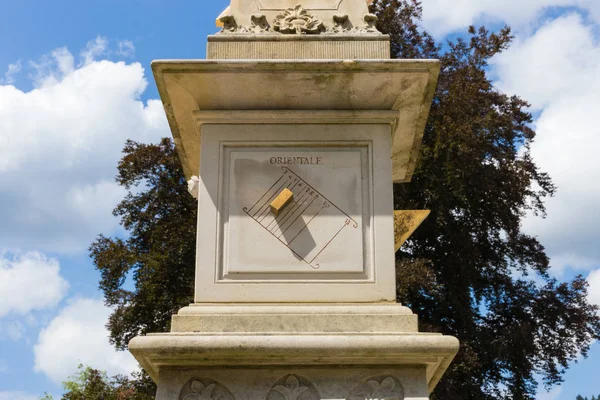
[222,146,369,276]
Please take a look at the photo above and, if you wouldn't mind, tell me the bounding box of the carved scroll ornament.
[273,5,325,34]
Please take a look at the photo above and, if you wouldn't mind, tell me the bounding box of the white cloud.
[34,298,138,384]
[0,42,168,254]
[536,386,563,400]
[588,269,600,310]
[0,252,68,318]
[80,36,109,66]
[491,14,600,274]
[493,14,600,111]
[1,61,22,85]
[0,320,26,341]
[0,392,38,400]
[29,46,75,87]
[419,0,600,37]
[117,40,135,57]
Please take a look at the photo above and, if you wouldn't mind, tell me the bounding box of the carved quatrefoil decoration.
[179,378,236,400]
[266,374,321,400]
[347,375,405,400]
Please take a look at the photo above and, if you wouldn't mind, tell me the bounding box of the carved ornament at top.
[216,0,381,35]
[273,5,325,34]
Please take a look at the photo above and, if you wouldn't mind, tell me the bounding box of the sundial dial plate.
[225,146,368,276]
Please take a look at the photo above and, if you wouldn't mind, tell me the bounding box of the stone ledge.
[208,34,391,42]
[129,333,459,393]
[171,304,418,333]
[151,59,440,185]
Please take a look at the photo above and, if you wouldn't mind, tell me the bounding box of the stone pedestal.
[129,2,459,398]
[130,305,458,400]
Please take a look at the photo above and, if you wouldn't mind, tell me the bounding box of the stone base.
[156,366,429,400]
[129,305,458,399]
[207,34,391,59]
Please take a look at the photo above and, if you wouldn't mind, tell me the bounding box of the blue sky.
[0,1,599,399]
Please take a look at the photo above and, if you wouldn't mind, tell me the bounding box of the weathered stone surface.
[131,303,458,398]
[194,123,396,303]
[171,304,418,333]
[394,210,431,252]
[151,60,440,185]
[130,3,458,399]
[206,34,391,59]
[215,0,378,35]
[130,330,459,395]
[156,367,430,400]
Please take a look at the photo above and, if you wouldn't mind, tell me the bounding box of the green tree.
[372,0,600,398]
[90,138,197,351]
[39,365,154,400]
[88,2,600,400]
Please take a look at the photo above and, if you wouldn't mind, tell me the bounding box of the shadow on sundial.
[274,197,318,262]
[243,166,358,270]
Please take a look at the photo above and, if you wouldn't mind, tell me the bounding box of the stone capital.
[216,0,379,34]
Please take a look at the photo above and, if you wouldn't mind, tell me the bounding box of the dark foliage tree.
[40,365,155,400]
[90,138,197,351]
[372,0,600,399]
[88,1,600,399]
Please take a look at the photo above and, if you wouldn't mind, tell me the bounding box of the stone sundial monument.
[129,1,459,399]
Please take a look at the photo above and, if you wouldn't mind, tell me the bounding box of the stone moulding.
[129,332,459,394]
[151,60,440,184]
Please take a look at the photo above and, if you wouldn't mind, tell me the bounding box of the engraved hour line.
[284,168,359,227]
[242,207,319,270]
[262,176,305,225]
[275,192,315,235]
[264,178,317,228]
[252,177,294,218]
[246,174,286,215]
[276,194,319,238]
[264,191,307,229]
[253,178,291,218]
[242,167,359,269]
[257,176,301,223]
[286,202,328,245]
[267,188,312,231]
[267,192,305,234]
[308,220,350,265]
[260,178,303,224]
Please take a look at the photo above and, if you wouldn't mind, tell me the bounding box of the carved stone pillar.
[129,2,459,399]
